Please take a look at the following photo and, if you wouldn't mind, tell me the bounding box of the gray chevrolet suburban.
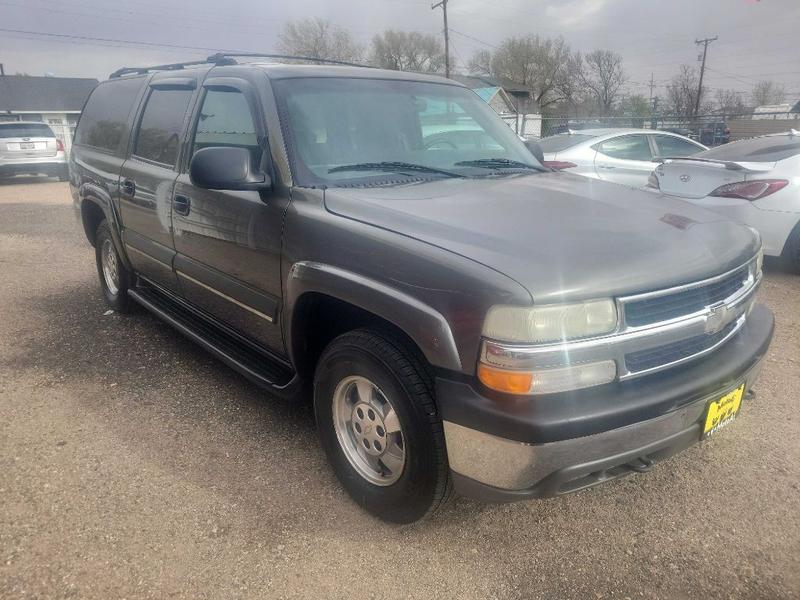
[70,55,774,523]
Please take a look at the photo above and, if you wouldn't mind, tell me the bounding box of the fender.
[284,261,463,373]
[79,182,132,270]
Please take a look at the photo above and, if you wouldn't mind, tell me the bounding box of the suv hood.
[324,173,759,303]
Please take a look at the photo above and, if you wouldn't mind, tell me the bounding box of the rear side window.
[698,135,800,162]
[538,134,596,153]
[0,123,55,138]
[133,88,193,166]
[74,77,145,152]
[595,135,652,161]
[652,135,702,158]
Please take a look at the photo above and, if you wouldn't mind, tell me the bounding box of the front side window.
[273,77,540,186]
[652,135,702,158]
[595,135,653,161]
[191,89,260,166]
[133,88,193,166]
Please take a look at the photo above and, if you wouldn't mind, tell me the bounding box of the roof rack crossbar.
[206,52,373,69]
[109,52,372,79]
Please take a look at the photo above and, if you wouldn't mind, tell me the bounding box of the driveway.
[1,178,798,599]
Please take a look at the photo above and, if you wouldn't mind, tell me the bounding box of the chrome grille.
[625,318,740,373]
[624,266,749,327]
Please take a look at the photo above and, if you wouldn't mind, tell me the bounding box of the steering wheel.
[425,139,458,150]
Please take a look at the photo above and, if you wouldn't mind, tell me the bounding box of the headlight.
[483,299,618,344]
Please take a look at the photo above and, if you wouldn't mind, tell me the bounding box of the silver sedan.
[539,128,707,187]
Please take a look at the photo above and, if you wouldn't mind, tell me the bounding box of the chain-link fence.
[524,112,800,145]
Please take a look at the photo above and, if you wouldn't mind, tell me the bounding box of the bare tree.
[556,52,585,117]
[370,30,446,73]
[620,94,651,118]
[751,80,787,106]
[582,50,626,114]
[665,65,707,117]
[277,18,363,63]
[467,35,574,110]
[715,89,746,114]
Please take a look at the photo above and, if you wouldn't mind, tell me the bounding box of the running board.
[128,286,301,398]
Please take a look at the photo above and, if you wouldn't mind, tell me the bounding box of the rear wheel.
[314,329,452,523]
[781,221,800,274]
[95,220,133,312]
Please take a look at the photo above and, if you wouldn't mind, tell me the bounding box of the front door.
[171,77,286,353]
[593,134,656,187]
[118,75,199,291]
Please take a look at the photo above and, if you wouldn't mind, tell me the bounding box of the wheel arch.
[284,262,463,379]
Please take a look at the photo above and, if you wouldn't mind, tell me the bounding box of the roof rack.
[109,53,371,79]
[206,53,372,69]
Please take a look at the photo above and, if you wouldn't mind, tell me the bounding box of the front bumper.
[438,303,774,502]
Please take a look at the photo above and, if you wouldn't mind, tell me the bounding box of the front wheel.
[782,221,800,274]
[314,329,452,523]
[94,219,133,312]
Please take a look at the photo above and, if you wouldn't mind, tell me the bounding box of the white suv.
[0,121,68,181]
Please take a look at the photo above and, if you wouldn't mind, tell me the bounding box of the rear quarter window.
[538,134,596,153]
[74,76,146,153]
[0,123,55,138]
[699,136,800,162]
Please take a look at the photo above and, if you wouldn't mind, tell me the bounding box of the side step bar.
[128,286,302,399]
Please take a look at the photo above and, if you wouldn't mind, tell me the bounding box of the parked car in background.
[539,128,707,187]
[696,121,731,146]
[660,126,696,140]
[0,121,68,181]
[649,131,800,272]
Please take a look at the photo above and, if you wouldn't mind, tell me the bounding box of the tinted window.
[538,134,596,153]
[596,135,652,161]
[134,89,193,166]
[0,123,55,138]
[698,135,800,162]
[653,135,702,158]
[192,89,260,164]
[74,77,145,152]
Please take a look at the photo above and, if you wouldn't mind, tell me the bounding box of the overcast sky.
[1,0,798,101]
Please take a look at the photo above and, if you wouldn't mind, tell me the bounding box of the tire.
[94,219,133,312]
[781,221,800,274]
[314,329,453,523]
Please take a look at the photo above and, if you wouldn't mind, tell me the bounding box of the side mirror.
[189,146,271,191]
[524,139,545,163]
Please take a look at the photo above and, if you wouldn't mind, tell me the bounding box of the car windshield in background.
[698,134,800,162]
[273,77,540,186]
[0,123,55,138]
[537,134,597,153]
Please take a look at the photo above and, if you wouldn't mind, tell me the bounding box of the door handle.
[598,165,616,170]
[173,194,191,216]
[121,179,136,197]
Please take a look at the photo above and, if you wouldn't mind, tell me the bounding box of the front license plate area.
[702,384,745,439]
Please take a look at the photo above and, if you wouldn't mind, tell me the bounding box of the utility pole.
[694,36,717,117]
[648,73,656,104]
[432,0,450,78]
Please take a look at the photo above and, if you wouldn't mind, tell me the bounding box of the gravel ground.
[1,178,798,600]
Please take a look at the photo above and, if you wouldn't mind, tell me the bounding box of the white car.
[650,131,800,272]
[538,128,707,187]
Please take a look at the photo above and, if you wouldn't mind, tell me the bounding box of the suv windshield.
[0,122,55,138]
[273,77,541,186]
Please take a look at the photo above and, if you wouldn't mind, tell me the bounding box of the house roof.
[0,75,99,112]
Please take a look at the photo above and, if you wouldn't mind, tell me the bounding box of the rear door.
[118,73,202,292]
[0,122,58,160]
[171,73,286,352]
[593,134,655,187]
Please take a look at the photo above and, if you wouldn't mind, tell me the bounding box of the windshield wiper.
[455,158,545,171]
[328,161,465,178]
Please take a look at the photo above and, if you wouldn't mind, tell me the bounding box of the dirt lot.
[1,178,798,600]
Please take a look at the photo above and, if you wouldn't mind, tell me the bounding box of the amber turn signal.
[477,363,533,395]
